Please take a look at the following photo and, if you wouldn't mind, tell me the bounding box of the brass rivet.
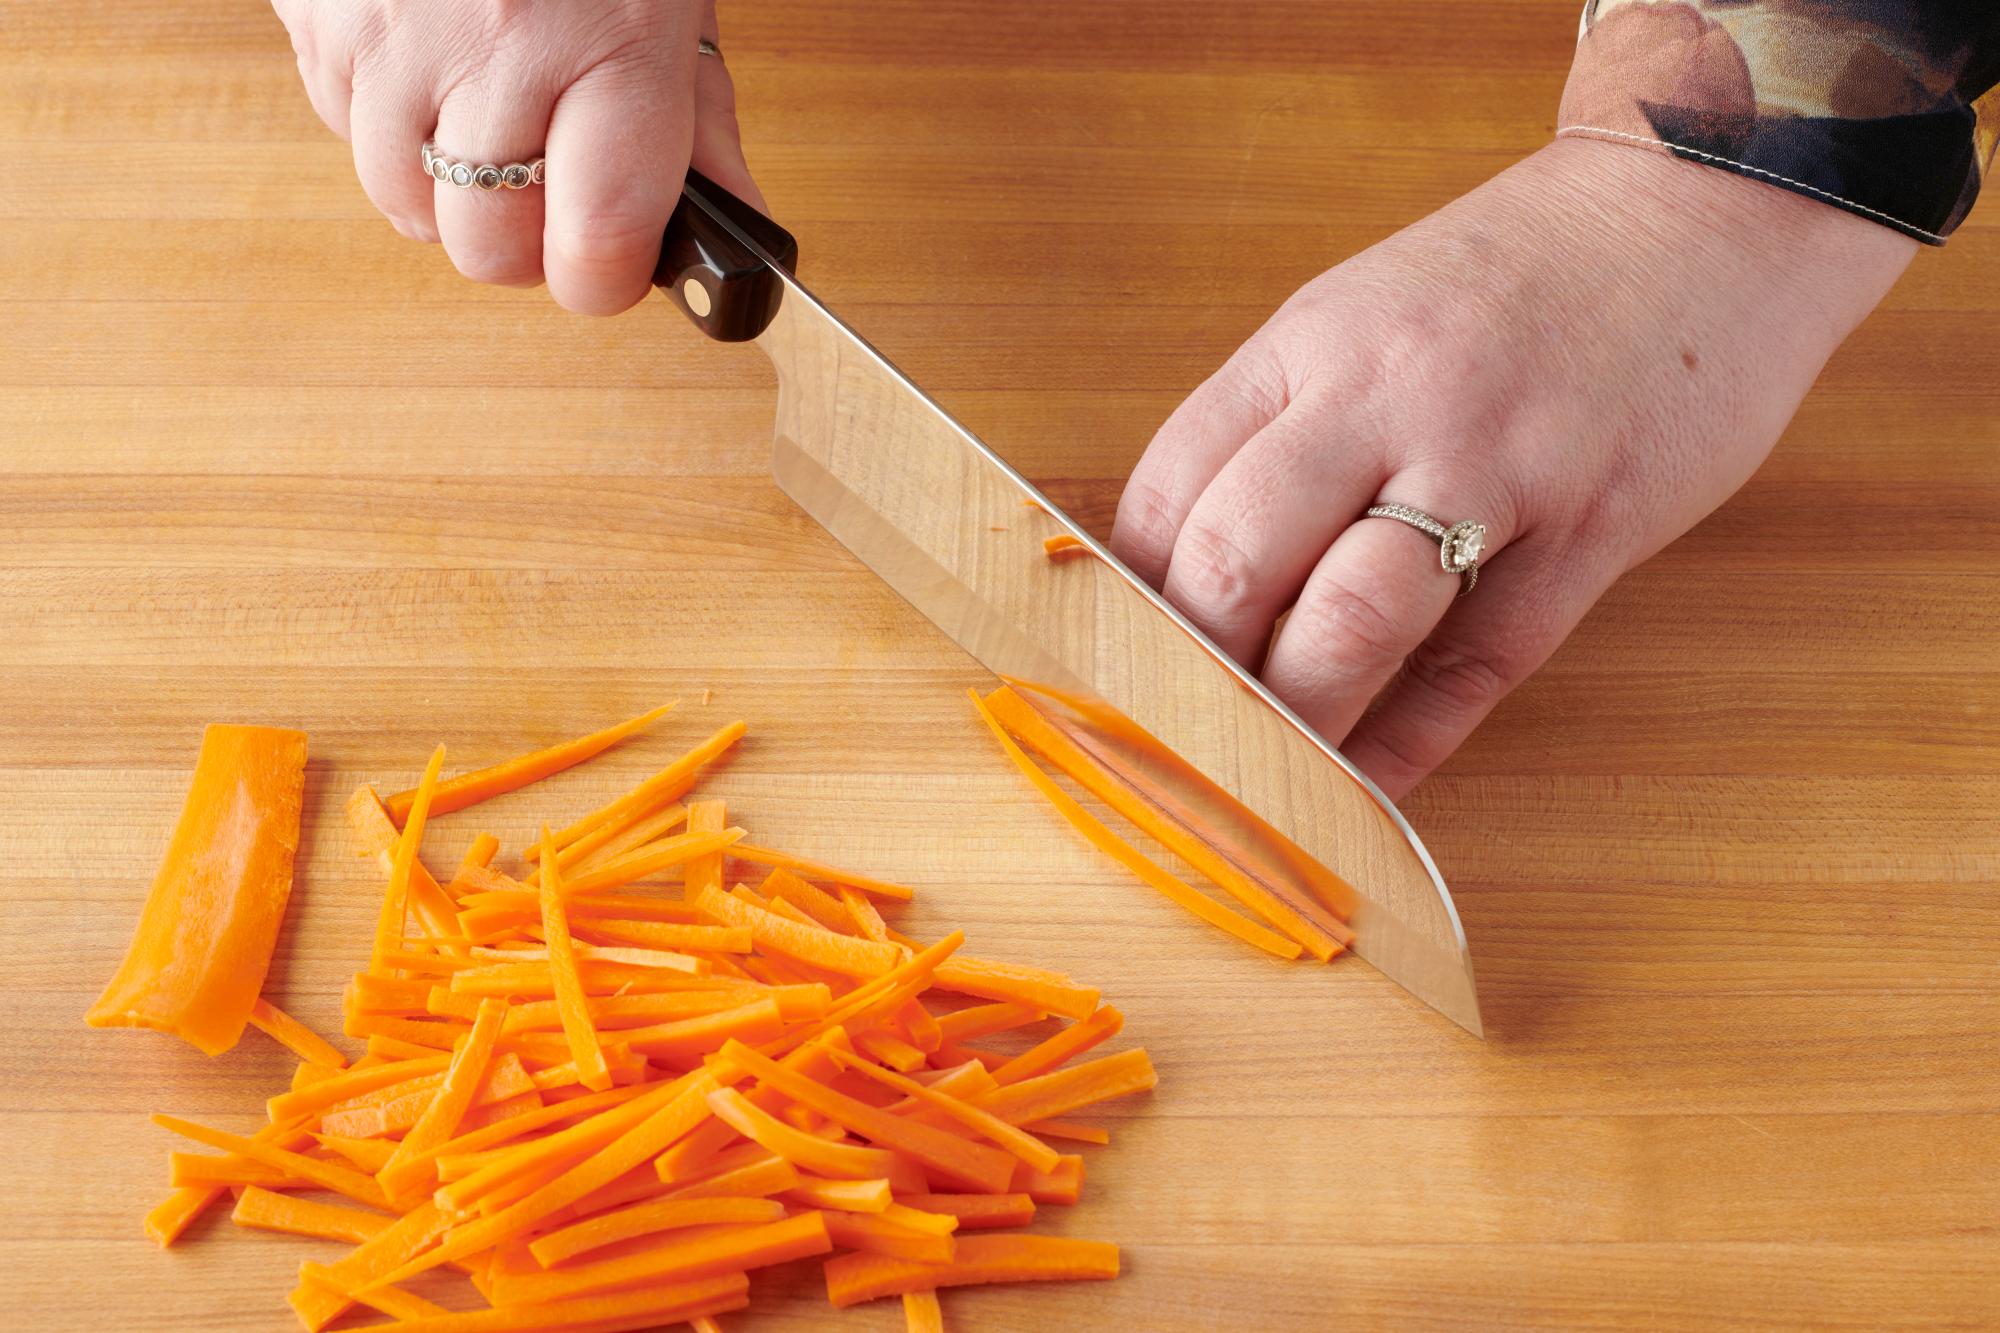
[682,279,713,318]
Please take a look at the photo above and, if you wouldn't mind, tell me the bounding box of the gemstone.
[1458,526,1485,563]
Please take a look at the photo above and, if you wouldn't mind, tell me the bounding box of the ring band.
[697,38,723,60]
[422,141,543,191]
[1364,503,1489,595]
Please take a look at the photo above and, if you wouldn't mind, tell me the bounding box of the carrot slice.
[984,685,1351,956]
[974,1048,1157,1125]
[528,720,746,859]
[931,958,1099,1021]
[87,724,308,1055]
[368,745,447,974]
[230,1186,389,1244]
[726,845,916,901]
[704,1086,896,1180]
[969,689,1306,959]
[529,1195,786,1268]
[718,1039,1016,1195]
[382,702,676,823]
[538,826,612,1093]
[896,1193,1037,1229]
[698,887,903,979]
[822,1210,957,1265]
[825,1234,1120,1308]
[832,1050,1062,1173]
[991,1006,1124,1086]
[488,1213,831,1307]
[904,1290,946,1333]
[247,997,348,1069]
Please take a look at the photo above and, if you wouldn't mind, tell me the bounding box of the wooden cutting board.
[5,2,1998,1328]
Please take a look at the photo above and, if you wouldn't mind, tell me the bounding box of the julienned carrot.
[298,1261,447,1322]
[725,845,916,902]
[347,786,464,952]
[377,996,507,1198]
[968,688,1307,960]
[897,1193,1038,1229]
[169,1152,297,1190]
[563,799,693,877]
[573,919,753,954]
[661,1151,801,1204]
[831,1050,1062,1173]
[621,998,788,1064]
[537,827,612,1093]
[487,1212,832,1307]
[855,1027,927,1072]
[315,1133,398,1172]
[983,685,1352,957]
[991,1005,1124,1086]
[683,798,727,904]
[87,724,308,1056]
[825,1234,1121,1308]
[974,1048,1158,1126]
[528,720,747,860]
[839,886,891,943]
[932,1002,1046,1046]
[763,869,854,933]
[230,1187,389,1244]
[697,887,903,980]
[354,1275,751,1333]
[287,1202,451,1331]
[931,957,1100,1021]
[527,1195,785,1268]
[704,1086,897,1180]
[369,746,447,974]
[904,1289,945,1333]
[718,1039,1017,1195]
[382,702,676,824]
[247,998,348,1069]
[150,1114,388,1209]
[821,1210,957,1265]
[783,1175,892,1213]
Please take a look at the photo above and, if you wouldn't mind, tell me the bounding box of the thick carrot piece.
[968,689,1305,960]
[348,785,463,952]
[824,1234,1120,1308]
[705,1087,897,1180]
[931,958,1099,1021]
[832,1051,1061,1173]
[984,685,1350,957]
[528,1195,786,1268]
[150,1114,388,1209]
[904,1289,946,1333]
[248,997,349,1069]
[528,720,747,860]
[368,745,447,974]
[87,724,308,1056]
[726,844,918,902]
[698,887,902,980]
[538,826,612,1093]
[896,1194,1037,1230]
[974,1048,1158,1126]
[822,1211,958,1265]
[487,1212,832,1307]
[719,1039,1016,1195]
[230,1187,389,1244]
[991,1006,1124,1086]
[683,798,727,903]
[382,701,677,823]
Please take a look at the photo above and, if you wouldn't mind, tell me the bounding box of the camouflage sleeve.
[1557,2,2000,243]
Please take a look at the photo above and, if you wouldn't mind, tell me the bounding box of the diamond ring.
[421,141,544,191]
[1363,503,1489,595]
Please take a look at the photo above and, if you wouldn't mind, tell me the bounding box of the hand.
[1111,138,1915,798]
[274,0,761,314]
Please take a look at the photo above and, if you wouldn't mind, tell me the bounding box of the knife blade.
[656,173,1481,1035]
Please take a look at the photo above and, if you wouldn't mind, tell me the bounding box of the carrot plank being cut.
[86,724,308,1055]
[382,702,676,823]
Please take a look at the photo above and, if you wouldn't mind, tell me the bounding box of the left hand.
[1110,137,1914,798]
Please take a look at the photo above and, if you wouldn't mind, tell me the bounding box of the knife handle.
[656,169,798,342]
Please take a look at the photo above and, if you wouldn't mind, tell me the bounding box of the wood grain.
[4,1,1997,1328]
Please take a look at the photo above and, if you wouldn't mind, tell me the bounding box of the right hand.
[274,0,763,314]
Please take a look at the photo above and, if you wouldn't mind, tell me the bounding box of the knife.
[654,172,1482,1036]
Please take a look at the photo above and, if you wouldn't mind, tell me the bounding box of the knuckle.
[1111,480,1181,566]
[449,243,540,286]
[1168,521,1263,626]
[1287,577,1413,680]
[1399,637,1517,714]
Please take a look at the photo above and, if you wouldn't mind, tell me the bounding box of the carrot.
[286,1202,452,1331]
[726,845,917,901]
[168,1152,298,1190]
[898,1000,944,1054]
[683,798,728,903]
[991,1006,1124,1086]
[528,1195,785,1268]
[382,702,676,823]
[968,688,1306,960]
[377,996,507,1199]
[556,827,747,897]
[297,1262,447,1322]
[487,1212,832,1307]
[703,1086,896,1180]
[983,685,1351,957]
[527,720,746,859]
[87,724,308,1056]
[831,1050,1063,1173]
[698,887,903,979]
[784,1175,892,1214]
[574,920,753,954]
[839,885,891,942]
[247,997,348,1069]
[314,1133,398,1172]
[150,1114,388,1209]
[353,1276,751,1332]
[825,1234,1120,1308]
[762,868,855,933]
[932,1003,1045,1046]
[974,1048,1157,1125]
[661,1151,801,1203]
[621,997,788,1064]
[904,1289,946,1333]
[347,785,465,953]
[897,1193,1037,1230]
[718,1039,1016,1195]
[562,799,692,876]
[230,1187,389,1244]
[1023,1120,1109,1145]
[931,958,1100,1021]
[821,1210,958,1265]
[274,1056,455,1124]
[537,826,612,1093]
[368,745,447,974]
[1012,1155,1086,1205]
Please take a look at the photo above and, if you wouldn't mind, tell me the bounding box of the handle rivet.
[682,278,713,318]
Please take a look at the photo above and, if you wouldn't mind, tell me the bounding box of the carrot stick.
[825,1234,1119,1308]
[378,995,507,1198]
[932,1003,1045,1046]
[991,1006,1124,1086]
[682,798,728,903]
[230,1186,389,1244]
[704,1086,896,1180]
[620,997,787,1064]
[435,1076,689,1217]
[486,1213,831,1308]
[150,1114,389,1208]
[286,1202,451,1331]
[897,1001,943,1054]
[574,920,753,954]
[168,1152,298,1190]
[930,958,1099,1021]
[968,688,1307,959]
[984,685,1352,956]
[527,721,746,859]
[346,1275,751,1332]
[558,828,747,896]
[831,1050,1062,1173]
[718,1039,1016,1195]
[726,845,915,901]
[382,702,677,823]
[896,1193,1037,1229]
[762,869,856,933]
[314,1133,398,1172]
[561,798,692,876]
[821,1211,957,1265]
[974,1048,1157,1126]
[838,886,891,942]
[368,745,446,974]
[247,997,349,1069]
[855,1027,928,1072]
[1023,1119,1109,1145]
[904,1289,946,1333]
[661,1151,801,1203]
[538,826,612,1093]
[297,1262,447,1323]
[347,785,464,953]
[783,1175,892,1214]
[528,1195,785,1268]
[697,887,903,979]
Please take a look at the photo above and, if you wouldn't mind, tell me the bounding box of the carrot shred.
[230,1186,389,1244]
[297,1262,446,1322]
[703,1086,896,1180]
[528,1195,785,1268]
[488,1213,830,1308]
[831,1050,1062,1174]
[247,997,349,1069]
[974,1048,1158,1125]
[697,887,903,979]
[369,746,447,974]
[527,721,746,860]
[377,995,508,1199]
[932,1003,1045,1046]
[991,1006,1124,1086]
[348,785,464,953]
[931,958,1099,1021]
[897,1193,1038,1229]
[560,797,693,876]
[150,1114,388,1209]
[904,1289,946,1333]
[383,702,676,824]
[762,869,855,933]
[821,1210,958,1265]
[726,845,916,902]
[825,1234,1120,1308]
[538,826,613,1093]
[683,797,728,903]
